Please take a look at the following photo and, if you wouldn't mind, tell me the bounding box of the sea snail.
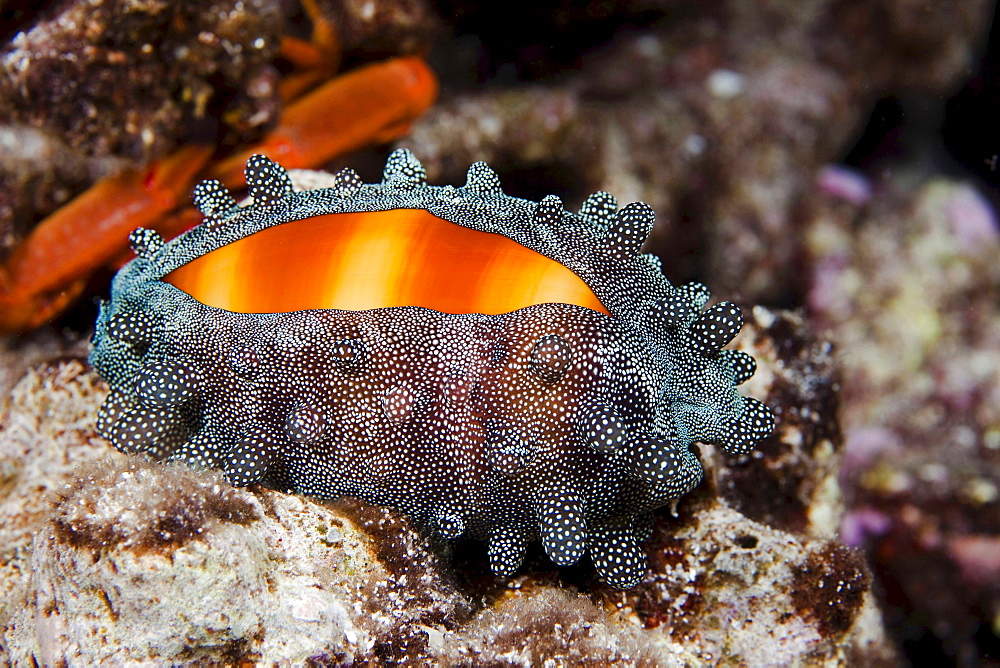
[89,149,774,588]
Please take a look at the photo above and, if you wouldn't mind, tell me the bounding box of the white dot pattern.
[193,178,237,218]
[227,346,261,379]
[583,405,628,453]
[244,154,293,207]
[603,201,655,259]
[528,334,571,383]
[225,426,273,487]
[537,484,587,566]
[106,310,155,346]
[721,349,757,385]
[382,148,427,188]
[434,510,466,539]
[168,426,232,469]
[331,338,364,370]
[588,516,646,588]
[90,149,775,588]
[128,228,164,259]
[285,403,326,443]
[464,161,502,193]
[109,404,187,458]
[381,385,414,423]
[689,301,743,354]
[721,397,775,455]
[330,167,363,196]
[624,436,682,483]
[678,282,710,309]
[488,523,529,576]
[578,191,618,229]
[134,360,199,407]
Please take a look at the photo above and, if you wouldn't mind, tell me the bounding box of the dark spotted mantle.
[89,150,773,588]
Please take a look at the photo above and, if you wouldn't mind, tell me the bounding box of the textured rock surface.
[807,177,1000,661]
[0,0,436,257]
[0,0,283,163]
[607,501,889,665]
[0,328,90,417]
[0,304,897,664]
[4,459,471,664]
[0,357,117,630]
[0,0,281,256]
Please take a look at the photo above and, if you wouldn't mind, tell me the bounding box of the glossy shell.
[89,150,774,588]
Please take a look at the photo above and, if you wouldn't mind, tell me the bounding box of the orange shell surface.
[164,209,609,315]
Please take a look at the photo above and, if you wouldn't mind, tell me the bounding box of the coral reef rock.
[808,176,1000,661]
[0,302,897,663]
